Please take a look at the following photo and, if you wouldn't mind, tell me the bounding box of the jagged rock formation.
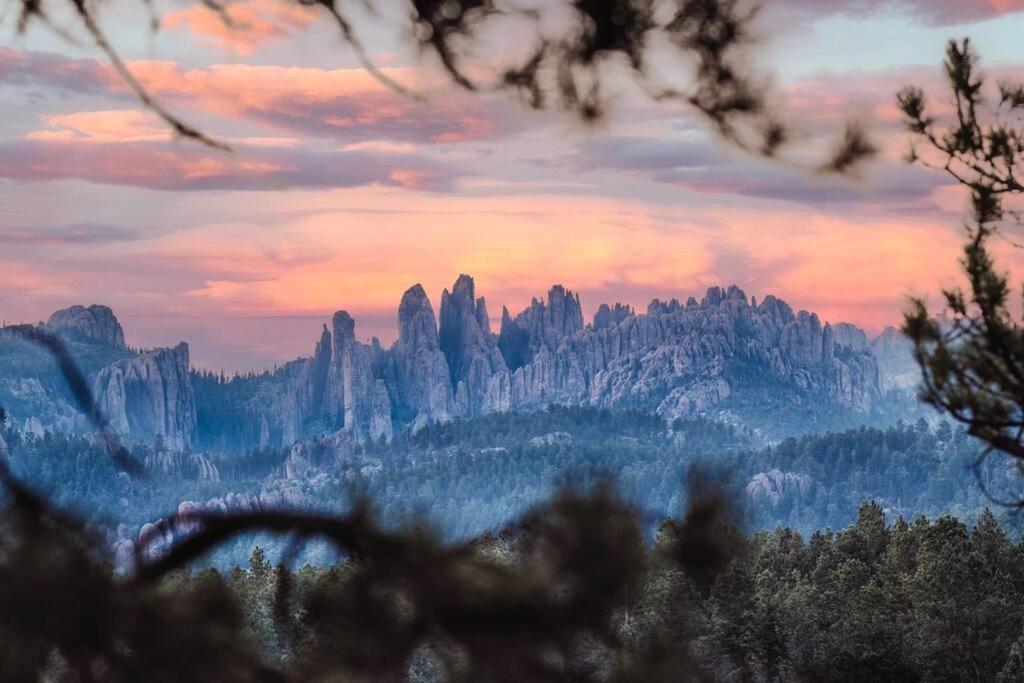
[0,313,130,438]
[324,311,392,442]
[93,343,197,451]
[383,284,454,430]
[47,304,127,349]
[439,275,509,416]
[190,277,891,450]
[284,430,358,479]
[498,285,583,372]
[22,416,46,439]
[498,283,879,421]
[592,303,635,331]
[746,469,812,506]
[528,431,573,447]
[7,278,907,454]
[196,311,393,450]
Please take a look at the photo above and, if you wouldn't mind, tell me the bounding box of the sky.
[2,0,1024,372]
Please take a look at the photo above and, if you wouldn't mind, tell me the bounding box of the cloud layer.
[0,50,516,145]
[4,6,1024,371]
[0,137,462,191]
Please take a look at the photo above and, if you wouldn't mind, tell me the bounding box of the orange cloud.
[73,188,981,337]
[0,138,462,191]
[163,0,317,54]
[121,60,512,142]
[0,50,518,145]
[25,110,171,143]
[8,180,1024,369]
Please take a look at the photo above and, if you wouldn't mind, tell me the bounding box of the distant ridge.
[0,280,918,451]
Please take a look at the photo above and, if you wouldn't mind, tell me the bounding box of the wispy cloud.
[0,138,464,192]
[163,0,317,54]
[0,50,520,145]
[0,223,142,246]
[567,134,952,209]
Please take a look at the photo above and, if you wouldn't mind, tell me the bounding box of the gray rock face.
[284,429,357,479]
[499,285,583,372]
[47,304,127,349]
[22,281,896,455]
[389,284,453,429]
[93,343,196,451]
[439,275,509,416]
[528,431,573,447]
[127,484,311,570]
[746,470,812,506]
[831,322,869,351]
[22,416,46,439]
[222,310,393,449]
[188,280,888,451]
[593,303,635,331]
[324,311,390,441]
[501,284,879,420]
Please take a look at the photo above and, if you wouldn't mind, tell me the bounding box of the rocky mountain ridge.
[1,279,918,451]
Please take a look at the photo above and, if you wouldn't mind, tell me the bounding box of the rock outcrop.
[324,311,392,442]
[528,431,573,447]
[592,303,635,331]
[93,343,197,451]
[388,284,453,429]
[746,470,812,506]
[499,285,583,372]
[145,449,219,480]
[831,322,869,351]
[283,429,357,479]
[200,310,393,450]
[47,304,127,349]
[27,278,904,455]
[439,275,509,416]
[187,278,890,451]
[497,284,878,421]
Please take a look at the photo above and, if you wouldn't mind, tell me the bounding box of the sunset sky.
[3,0,1024,372]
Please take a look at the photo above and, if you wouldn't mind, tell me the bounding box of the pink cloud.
[0,50,518,145]
[163,0,317,55]
[25,110,171,143]
[0,138,463,191]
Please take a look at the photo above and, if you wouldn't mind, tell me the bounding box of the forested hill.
[3,406,1020,567]
[216,504,1024,681]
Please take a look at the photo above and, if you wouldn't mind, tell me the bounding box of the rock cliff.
[746,469,812,506]
[189,277,892,449]
[196,310,393,449]
[93,343,196,451]
[498,285,583,370]
[439,275,509,416]
[496,283,878,421]
[387,284,454,429]
[10,278,904,453]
